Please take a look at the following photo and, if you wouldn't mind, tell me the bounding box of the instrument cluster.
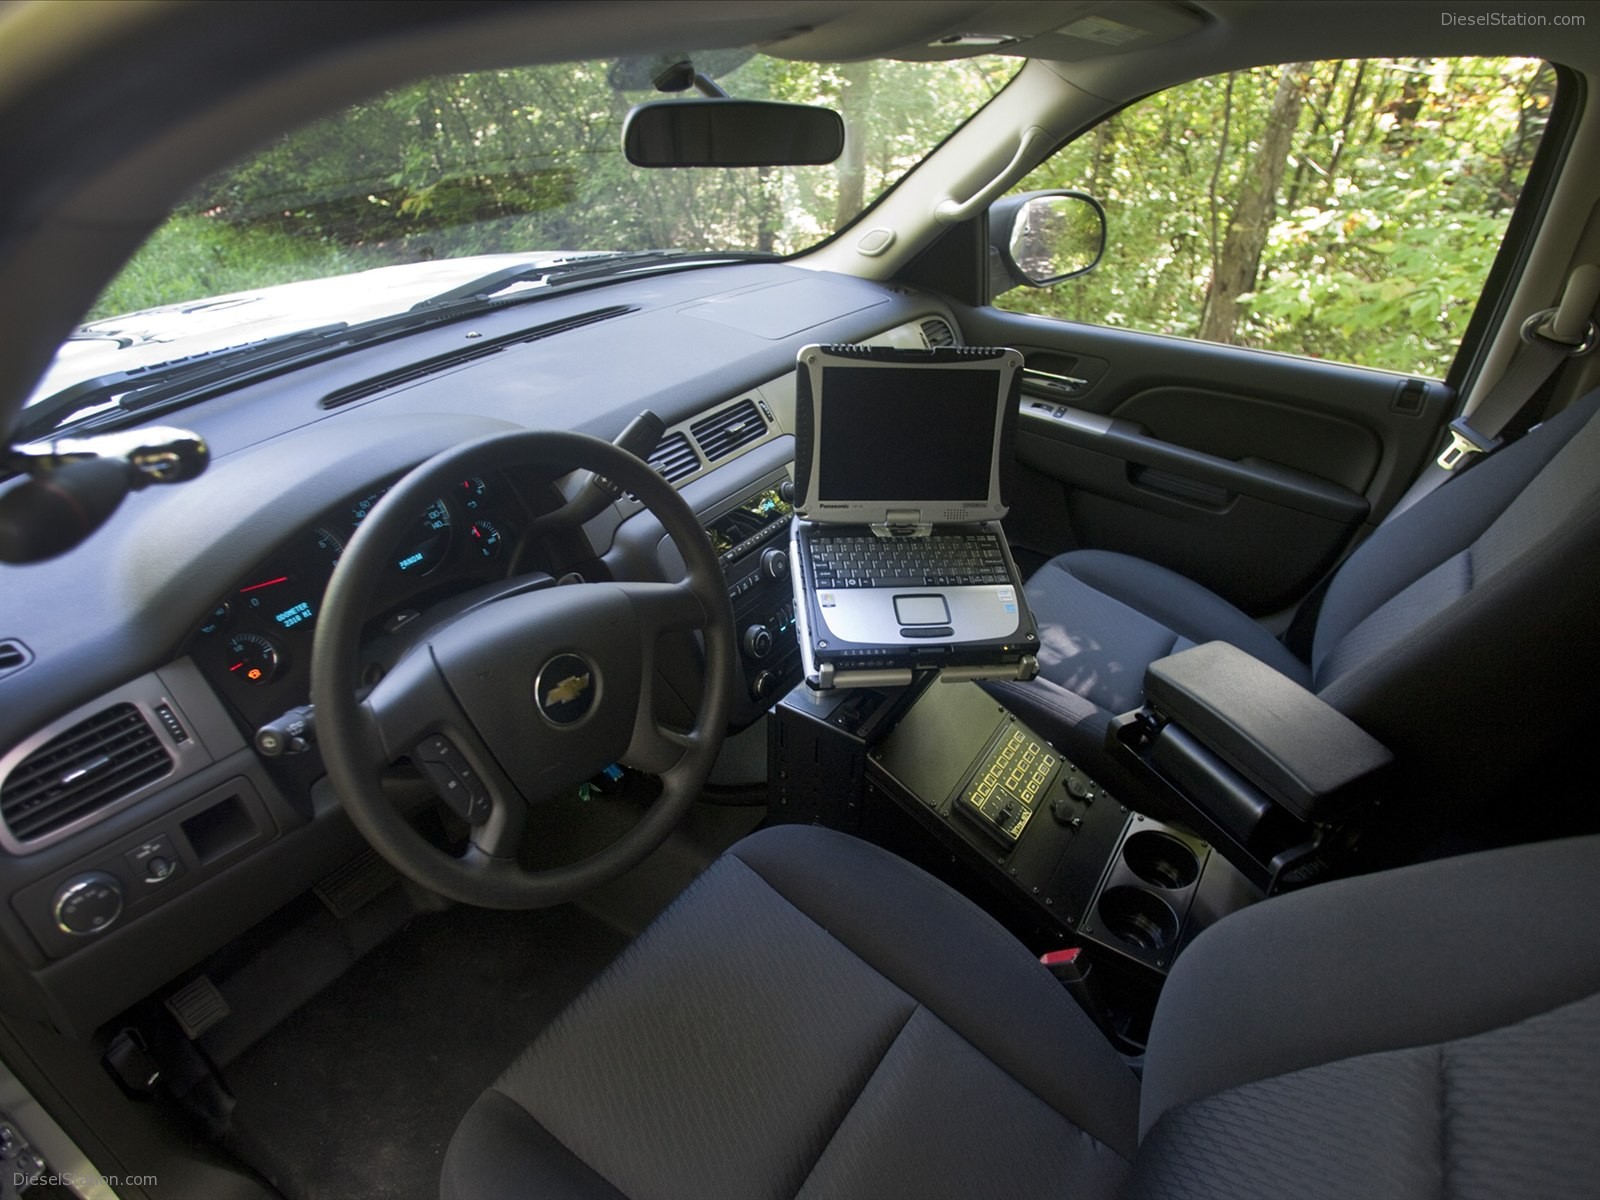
[188,472,524,730]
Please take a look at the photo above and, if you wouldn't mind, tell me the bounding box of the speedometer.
[398,496,453,575]
[350,489,454,576]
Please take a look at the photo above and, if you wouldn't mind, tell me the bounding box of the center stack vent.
[647,431,701,483]
[691,398,767,461]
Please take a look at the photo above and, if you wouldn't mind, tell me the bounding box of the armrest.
[1144,641,1390,823]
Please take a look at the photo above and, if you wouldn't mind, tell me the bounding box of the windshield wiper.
[13,324,350,442]
[409,250,692,311]
[17,250,777,441]
[408,249,777,313]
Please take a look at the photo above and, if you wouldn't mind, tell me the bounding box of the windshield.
[23,51,1014,415]
[71,51,1015,329]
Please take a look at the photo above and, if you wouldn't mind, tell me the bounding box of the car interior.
[1,2,1598,1197]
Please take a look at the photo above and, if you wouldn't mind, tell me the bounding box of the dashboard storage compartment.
[181,792,261,865]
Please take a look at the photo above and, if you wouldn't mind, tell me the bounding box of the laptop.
[788,343,1040,689]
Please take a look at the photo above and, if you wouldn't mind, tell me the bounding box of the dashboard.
[0,261,952,1035]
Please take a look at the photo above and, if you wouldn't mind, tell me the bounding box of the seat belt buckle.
[1436,417,1500,471]
[1041,946,1088,981]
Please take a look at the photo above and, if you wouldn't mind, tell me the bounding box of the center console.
[769,677,1261,1046]
[702,475,805,726]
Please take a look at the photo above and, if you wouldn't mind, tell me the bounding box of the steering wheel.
[311,430,735,908]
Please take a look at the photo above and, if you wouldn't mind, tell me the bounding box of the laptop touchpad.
[894,594,950,625]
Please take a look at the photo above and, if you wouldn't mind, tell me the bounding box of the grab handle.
[934,126,1051,225]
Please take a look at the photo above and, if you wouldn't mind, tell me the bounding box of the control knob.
[751,669,780,701]
[52,871,124,935]
[743,624,774,660]
[761,547,789,580]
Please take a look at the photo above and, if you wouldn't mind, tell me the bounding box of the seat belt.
[1389,264,1599,518]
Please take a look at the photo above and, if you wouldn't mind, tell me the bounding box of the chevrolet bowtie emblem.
[545,673,591,706]
[535,653,598,726]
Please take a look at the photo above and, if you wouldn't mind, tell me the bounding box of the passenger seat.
[988,389,1600,846]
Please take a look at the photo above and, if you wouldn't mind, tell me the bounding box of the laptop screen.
[816,365,997,503]
[794,344,1022,525]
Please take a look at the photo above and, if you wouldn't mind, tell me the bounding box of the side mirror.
[622,100,845,168]
[988,190,1106,295]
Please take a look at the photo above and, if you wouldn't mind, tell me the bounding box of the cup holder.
[1097,886,1180,952]
[1122,830,1200,891]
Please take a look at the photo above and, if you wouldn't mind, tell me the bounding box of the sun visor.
[764,3,1207,64]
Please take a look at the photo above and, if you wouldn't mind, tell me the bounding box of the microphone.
[0,456,134,563]
[0,426,209,563]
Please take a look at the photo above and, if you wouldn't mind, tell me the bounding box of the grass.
[86,214,394,321]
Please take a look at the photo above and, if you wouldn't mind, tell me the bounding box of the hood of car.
[25,250,612,410]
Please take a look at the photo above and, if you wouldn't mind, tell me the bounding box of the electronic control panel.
[955,724,1062,845]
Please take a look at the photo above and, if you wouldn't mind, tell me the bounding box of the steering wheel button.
[415,739,493,826]
[415,734,452,762]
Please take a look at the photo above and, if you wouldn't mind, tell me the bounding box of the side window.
[996,58,1555,377]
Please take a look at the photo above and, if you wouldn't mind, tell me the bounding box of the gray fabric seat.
[989,390,1600,825]
[442,824,1600,1198]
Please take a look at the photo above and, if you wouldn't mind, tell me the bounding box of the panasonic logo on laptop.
[819,502,852,509]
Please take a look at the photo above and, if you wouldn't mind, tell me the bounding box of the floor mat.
[223,902,628,1200]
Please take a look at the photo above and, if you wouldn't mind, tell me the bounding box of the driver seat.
[442,825,1600,1198]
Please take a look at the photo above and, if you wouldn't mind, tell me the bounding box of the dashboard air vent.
[0,639,30,682]
[691,399,767,462]
[920,318,956,348]
[648,431,701,484]
[1,704,172,843]
[320,305,636,410]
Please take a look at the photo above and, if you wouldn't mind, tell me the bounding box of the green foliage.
[1001,57,1553,377]
[88,215,388,321]
[94,55,1016,318]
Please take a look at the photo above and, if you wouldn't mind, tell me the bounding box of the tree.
[91,53,1018,317]
[997,56,1555,377]
[833,61,874,228]
[1197,65,1310,344]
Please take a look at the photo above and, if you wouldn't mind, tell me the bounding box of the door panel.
[959,308,1453,614]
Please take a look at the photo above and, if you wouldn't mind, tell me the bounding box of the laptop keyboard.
[807,531,1011,589]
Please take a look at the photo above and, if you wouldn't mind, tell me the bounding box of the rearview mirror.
[623,100,845,168]
[988,190,1107,294]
